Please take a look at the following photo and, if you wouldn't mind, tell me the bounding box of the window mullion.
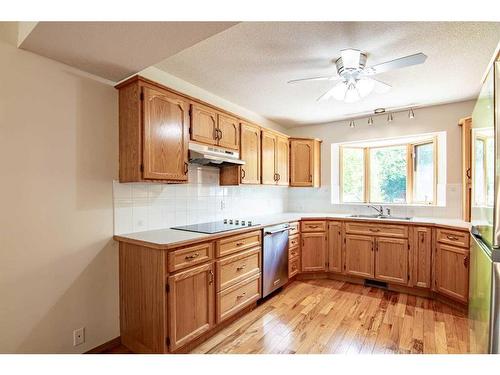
[364,147,370,203]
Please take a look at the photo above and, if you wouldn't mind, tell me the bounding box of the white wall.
[0,23,119,353]
[287,100,475,219]
[113,166,288,234]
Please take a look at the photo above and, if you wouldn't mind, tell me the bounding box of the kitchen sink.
[349,214,412,221]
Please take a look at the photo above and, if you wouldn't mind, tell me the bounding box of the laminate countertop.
[113,212,471,250]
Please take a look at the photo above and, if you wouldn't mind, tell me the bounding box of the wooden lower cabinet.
[374,237,409,285]
[167,262,215,351]
[328,221,342,273]
[289,255,300,278]
[216,273,261,323]
[344,234,375,278]
[434,242,469,303]
[301,232,327,272]
[412,226,432,288]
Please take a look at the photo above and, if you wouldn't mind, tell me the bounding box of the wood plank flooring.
[104,279,471,354]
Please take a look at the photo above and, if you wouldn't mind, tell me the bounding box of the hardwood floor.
[104,279,471,354]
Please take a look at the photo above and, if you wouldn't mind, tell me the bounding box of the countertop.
[113,212,471,250]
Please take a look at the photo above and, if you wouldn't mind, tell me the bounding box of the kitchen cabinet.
[328,221,343,273]
[167,262,215,351]
[289,138,321,187]
[239,122,261,184]
[301,232,327,272]
[374,237,409,285]
[116,77,189,182]
[434,242,469,303]
[344,234,375,278]
[412,226,432,288]
[261,130,289,185]
[190,103,239,150]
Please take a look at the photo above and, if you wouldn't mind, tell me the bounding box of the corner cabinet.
[290,138,321,187]
[261,130,289,186]
[116,77,189,183]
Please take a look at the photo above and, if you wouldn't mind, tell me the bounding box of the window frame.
[339,137,437,205]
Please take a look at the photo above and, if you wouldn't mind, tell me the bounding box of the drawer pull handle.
[236,264,246,271]
[308,225,319,228]
[185,253,200,260]
[236,292,246,299]
[209,270,214,285]
[447,235,459,241]
[236,241,245,246]
[369,228,380,232]
[464,255,469,267]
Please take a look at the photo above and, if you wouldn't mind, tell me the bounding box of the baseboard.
[85,336,121,354]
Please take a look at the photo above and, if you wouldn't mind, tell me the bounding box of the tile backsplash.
[113,165,289,234]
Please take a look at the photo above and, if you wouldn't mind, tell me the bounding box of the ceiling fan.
[288,49,427,103]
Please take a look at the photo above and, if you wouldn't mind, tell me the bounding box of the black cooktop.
[171,220,260,234]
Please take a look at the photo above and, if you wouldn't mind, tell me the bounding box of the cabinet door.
[435,243,469,303]
[413,227,432,288]
[143,87,189,181]
[168,262,215,351]
[240,122,261,184]
[345,234,374,278]
[328,221,343,273]
[290,139,314,187]
[375,237,409,285]
[217,113,240,150]
[276,135,289,186]
[301,232,327,272]
[261,130,277,185]
[190,103,218,146]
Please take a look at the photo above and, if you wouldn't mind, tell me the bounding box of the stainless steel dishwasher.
[262,223,290,297]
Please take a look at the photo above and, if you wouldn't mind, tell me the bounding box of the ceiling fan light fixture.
[332,81,348,101]
[356,78,375,98]
[344,84,360,103]
[408,108,415,119]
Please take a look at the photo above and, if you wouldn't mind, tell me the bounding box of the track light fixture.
[387,113,394,123]
[349,120,355,128]
[368,116,374,126]
[408,108,415,119]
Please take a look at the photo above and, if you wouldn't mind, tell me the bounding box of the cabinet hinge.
[408,274,410,282]
[140,92,144,101]
[140,164,144,172]
[344,238,346,244]
[165,284,170,293]
[408,243,410,250]
[166,337,170,346]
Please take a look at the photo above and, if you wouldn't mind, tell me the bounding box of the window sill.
[331,202,445,208]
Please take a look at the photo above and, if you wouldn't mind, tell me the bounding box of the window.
[340,138,437,205]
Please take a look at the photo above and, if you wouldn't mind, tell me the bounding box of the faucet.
[368,205,384,215]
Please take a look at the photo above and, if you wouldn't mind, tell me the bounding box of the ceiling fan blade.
[372,78,392,94]
[364,53,427,75]
[287,75,338,84]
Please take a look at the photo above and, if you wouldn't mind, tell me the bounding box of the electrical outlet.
[73,327,85,346]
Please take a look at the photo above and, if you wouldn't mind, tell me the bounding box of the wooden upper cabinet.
[301,232,327,272]
[143,87,189,181]
[190,103,218,146]
[261,130,277,185]
[290,138,321,187]
[412,226,432,289]
[374,237,408,285]
[434,243,469,303]
[344,234,374,278]
[167,262,215,351]
[276,135,289,186]
[116,76,189,183]
[217,114,239,150]
[240,122,261,184]
[328,221,343,273]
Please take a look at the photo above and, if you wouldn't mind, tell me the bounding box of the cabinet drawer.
[216,247,261,291]
[301,220,327,232]
[289,233,300,248]
[345,222,408,238]
[289,222,300,236]
[436,228,469,248]
[289,257,300,278]
[167,242,214,273]
[216,230,262,258]
[289,245,300,259]
[216,273,261,323]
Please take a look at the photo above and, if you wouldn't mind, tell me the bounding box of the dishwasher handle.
[264,226,291,235]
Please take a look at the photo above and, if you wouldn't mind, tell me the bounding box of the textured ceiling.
[155,22,500,127]
[19,22,238,81]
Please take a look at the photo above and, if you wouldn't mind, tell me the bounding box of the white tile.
[113,181,132,200]
[132,184,149,199]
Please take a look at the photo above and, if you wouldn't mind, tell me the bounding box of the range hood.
[188,142,245,167]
